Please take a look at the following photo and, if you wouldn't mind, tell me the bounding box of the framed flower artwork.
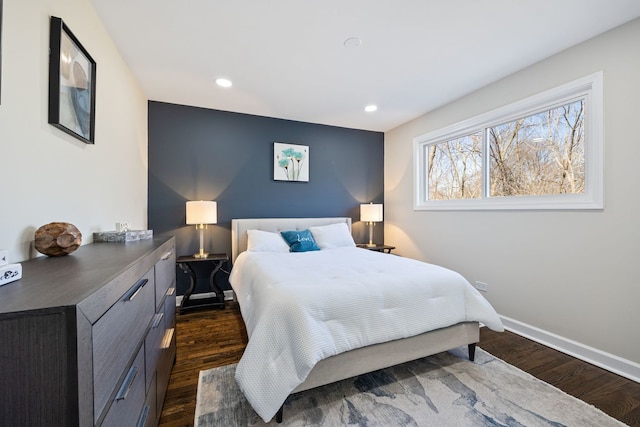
[274,142,309,182]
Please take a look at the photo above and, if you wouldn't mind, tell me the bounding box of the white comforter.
[229,247,503,422]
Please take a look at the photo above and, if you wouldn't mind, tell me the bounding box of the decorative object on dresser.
[0,237,176,426]
[93,229,153,243]
[34,221,82,256]
[273,142,309,182]
[177,253,229,313]
[360,202,383,247]
[186,200,217,259]
[48,16,96,144]
[115,221,130,232]
[0,260,22,286]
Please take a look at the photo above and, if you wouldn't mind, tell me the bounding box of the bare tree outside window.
[489,100,584,197]
[425,100,584,201]
[428,132,482,200]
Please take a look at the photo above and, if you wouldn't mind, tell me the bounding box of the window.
[428,132,483,200]
[414,72,603,210]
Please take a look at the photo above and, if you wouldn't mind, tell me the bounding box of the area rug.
[194,347,626,426]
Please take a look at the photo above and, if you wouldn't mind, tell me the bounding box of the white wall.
[385,18,640,371]
[0,0,148,262]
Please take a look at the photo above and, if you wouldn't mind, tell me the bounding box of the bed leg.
[276,405,284,423]
[468,343,476,361]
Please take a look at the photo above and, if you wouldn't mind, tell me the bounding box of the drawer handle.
[115,365,138,401]
[152,312,164,329]
[161,251,173,261]
[125,278,148,302]
[161,327,175,349]
[136,405,150,427]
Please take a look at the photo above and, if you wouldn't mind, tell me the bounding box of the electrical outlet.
[474,281,488,292]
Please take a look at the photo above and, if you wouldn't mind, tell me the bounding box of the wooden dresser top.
[0,237,174,316]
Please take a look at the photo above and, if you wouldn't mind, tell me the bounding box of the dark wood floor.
[159,303,639,426]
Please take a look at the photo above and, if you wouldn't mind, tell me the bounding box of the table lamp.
[360,202,383,247]
[186,201,217,258]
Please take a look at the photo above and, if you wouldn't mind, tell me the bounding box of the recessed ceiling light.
[215,78,232,88]
[344,37,362,48]
[364,105,378,113]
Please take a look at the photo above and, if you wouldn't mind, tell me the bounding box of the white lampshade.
[360,203,383,222]
[186,201,217,225]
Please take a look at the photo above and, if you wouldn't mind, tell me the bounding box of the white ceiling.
[91,1,640,132]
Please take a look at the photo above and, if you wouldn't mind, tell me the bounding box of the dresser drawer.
[155,247,175,310]
[93,268,155,421]
[157,292,177,414]
[164,284,176,330]
[101,345,146,427]
[138,373,157,427]
[145,309,165,393]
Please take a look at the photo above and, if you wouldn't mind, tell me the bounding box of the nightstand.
[357,244,396,254]
[176,253,229,313]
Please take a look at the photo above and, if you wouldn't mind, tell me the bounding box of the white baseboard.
[499,315,640,383]
[176,290,235,306]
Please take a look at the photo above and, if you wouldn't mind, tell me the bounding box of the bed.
[229,217,504,423]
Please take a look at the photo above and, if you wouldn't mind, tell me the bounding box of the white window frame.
[413,72,604,210]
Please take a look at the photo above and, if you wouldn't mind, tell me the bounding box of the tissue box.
[0,263,22,286]
[0,250,7,266]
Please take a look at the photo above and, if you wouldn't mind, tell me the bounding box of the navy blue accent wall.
[148,101,384,294]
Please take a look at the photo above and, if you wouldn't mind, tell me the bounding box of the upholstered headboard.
[231,217,352,263]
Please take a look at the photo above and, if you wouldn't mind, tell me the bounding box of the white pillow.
[246,229,290,253]
[309,223,356,249]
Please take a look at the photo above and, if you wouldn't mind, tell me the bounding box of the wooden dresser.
[0,237,176,426]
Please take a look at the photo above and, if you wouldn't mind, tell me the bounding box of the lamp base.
[366,222,376,248]
[193,226,209,259]
[193,252,209,259]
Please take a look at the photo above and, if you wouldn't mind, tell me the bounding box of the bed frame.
[231,217,479,423]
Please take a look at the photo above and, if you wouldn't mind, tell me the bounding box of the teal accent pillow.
[280,230,320,252]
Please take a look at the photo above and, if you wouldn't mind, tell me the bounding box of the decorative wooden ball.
[34,222,82,256]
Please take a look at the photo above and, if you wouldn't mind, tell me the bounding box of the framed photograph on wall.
[48,16,96,143]
[274,142,309,182]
